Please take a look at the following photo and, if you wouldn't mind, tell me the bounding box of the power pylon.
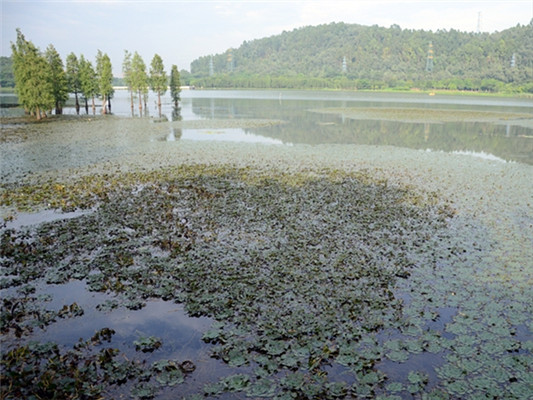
[227,49,234,72]
[426,41,434,72]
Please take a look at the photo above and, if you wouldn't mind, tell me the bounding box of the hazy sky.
[2,0,532,75]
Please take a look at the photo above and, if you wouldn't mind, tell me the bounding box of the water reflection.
[181,128,284,144]
[5,90,532,164]
[166,127,181,142]
[187,95,533,164]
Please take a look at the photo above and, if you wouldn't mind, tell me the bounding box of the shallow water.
[1,90,532,399]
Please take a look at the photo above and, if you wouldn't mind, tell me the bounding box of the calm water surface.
[63,89,533,164]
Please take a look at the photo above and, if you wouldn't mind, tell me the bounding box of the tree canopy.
[66,52,81,114]
[96,50,113,114]
[11,29,54,119]
[45,44,69,115]
[131,52,148,114]
[149,54,167,118]
[79,54,98,114]
[169,64,181,107]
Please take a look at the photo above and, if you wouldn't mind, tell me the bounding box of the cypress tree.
[79,54,98,114]
[123,50,134,116]
[131,52,148,115]
[11,29,54,120]
[96,50,113,114]
[149,54,167,118]
[45,45,68,115]
[169,64,181,108]
[66,53,81,114]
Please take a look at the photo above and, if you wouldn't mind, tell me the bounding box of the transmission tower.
[227,49,234,73]
[511,53,516,68]
[426,41,434,72]
[342,56,347,74]
[209,56,214,76]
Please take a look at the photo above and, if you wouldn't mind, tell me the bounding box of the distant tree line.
[190,21,533,93]
[8,29,181,119]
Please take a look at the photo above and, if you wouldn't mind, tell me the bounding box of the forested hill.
[190,21,533,92]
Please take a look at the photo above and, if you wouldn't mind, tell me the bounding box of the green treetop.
[79,54,98,114]
[66,52,81,114]
[122,50,135,115]
[11,29,54,119]
[45,44,68,115]
[169,64,181,107]
[96,50,113,114]
[149,54,167,118]
[131,52,148,115]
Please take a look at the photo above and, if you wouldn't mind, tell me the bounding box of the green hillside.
[190,21,533,92]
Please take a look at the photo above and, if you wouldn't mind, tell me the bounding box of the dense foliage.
[169,64,181,107]
[11,29,55,119]
[149,54,167,118]
[66,53,81,114]
[78,54,98,114]
[96,50,114,114]
[130,51,149,114]
[9,30,115,119]
[191,21,533,92]
[45,45,69,115]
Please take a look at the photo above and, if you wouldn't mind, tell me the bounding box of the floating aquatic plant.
[1,163,531,399]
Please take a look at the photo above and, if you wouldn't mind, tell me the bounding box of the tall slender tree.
[169,64,181,108]
[149,54,167,118]
[131,52,148,115]
[79,54,98,114]
[11,29,54,120]
[122,50,134,116]
[45,44,68,115]
[66,53,81,114]
[96,50,113,114]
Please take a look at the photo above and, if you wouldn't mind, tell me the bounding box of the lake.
[1,90,532,399]
[85,90,533,163]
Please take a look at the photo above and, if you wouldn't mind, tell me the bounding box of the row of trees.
[11,29,113,120]
[10,29,182,120]
[122,51,181,118]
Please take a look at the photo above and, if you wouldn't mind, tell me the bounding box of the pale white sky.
[1,0,532,75]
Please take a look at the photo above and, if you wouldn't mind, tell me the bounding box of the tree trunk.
[92,96,96,115]
[101,94,107,114]
[75,92,80,115]
[138,90,143,115]
[130,90,134,117]
[84,98,88,114]
[158,91,162,118]
[36,107,42,121]
[108,97,111,113]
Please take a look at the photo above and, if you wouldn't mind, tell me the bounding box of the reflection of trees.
[167,127,182,142]
[190,97,533,164]
[172,105,182,122]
